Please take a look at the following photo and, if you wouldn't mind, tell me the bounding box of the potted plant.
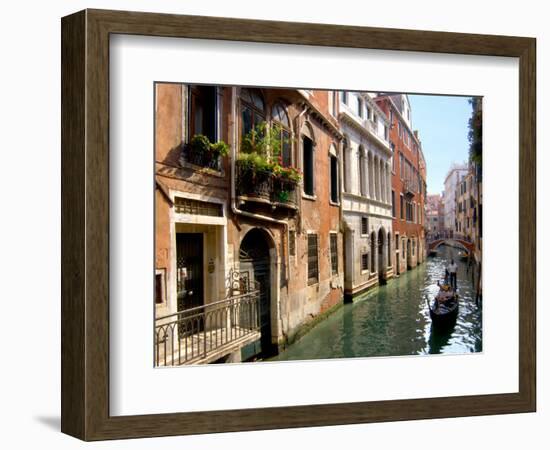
[186,134,229,170]
[272,165,302,203]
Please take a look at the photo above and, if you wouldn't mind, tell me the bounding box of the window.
[330,154,339,203]
[303,135,315,196]
[307,234,319,285]
[399,153,404,179]
[361,253,369,271]
[361,217,368,235]
[330,234,338,275]
[400,194,404,220]
[271,102,291,167]
[240,88,265,140]
[366,105,372,120]
[359,150,366,196]
[174,197,223,217]
[391,190,396,217]
[341,91,348,105]
[189,85,217,142]
[391,143,396,172]
[384,125,389,141]
[357,96,363,117]
[289,230,296,256]
[155,271,165,305]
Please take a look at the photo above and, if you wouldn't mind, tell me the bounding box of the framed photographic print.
[61,9,536,441]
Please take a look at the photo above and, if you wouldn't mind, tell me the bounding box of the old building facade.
[426,193,445,238]
[154,84,344,364]
[375,94,427,275]
[442,163,468,236]
[338,91,393,300]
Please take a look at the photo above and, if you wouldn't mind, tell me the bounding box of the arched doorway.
[239,228,273,356]
[378,228,386,283]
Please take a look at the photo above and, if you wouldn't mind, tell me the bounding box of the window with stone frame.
[361,253,369,271]
[155,270,166,305]
[188,85,217,143]
[330,154,339,203]
[307,234,319,285]
[341,90,348,105]
[302,133,315,196]
[361,217,369,235]
[330,233,338,275]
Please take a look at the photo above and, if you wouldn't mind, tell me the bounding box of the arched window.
[271,102,291,166]
[359,146,366,196]
[240,88,265,139]
[302,122,315,196]
[343,138,350,193]
[329,144,339,203]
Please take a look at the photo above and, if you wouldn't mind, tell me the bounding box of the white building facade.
[338,91,393,300]
[442,163,468,234]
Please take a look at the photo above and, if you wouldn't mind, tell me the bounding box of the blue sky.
[408,94,473,195]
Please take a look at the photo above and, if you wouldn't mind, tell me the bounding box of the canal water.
[272,245,482,361]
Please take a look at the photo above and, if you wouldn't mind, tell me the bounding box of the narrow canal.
[272,245,482,361]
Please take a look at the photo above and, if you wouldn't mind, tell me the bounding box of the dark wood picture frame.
[61,9,536,441]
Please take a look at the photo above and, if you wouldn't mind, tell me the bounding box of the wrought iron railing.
[236,163,298,207]
[155,291,260,366]
[402,179,416,196]
[181,146,222,171]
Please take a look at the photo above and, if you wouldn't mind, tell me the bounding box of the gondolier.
[447,259,458,290]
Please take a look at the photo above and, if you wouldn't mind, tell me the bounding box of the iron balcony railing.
[236,163,298,207]
[155,291,260,366]
[402,179,416,197]
[181,146,223,172]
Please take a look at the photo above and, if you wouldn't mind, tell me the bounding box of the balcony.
[402,179,416,198]
[181,146,222,172]
[155,291,261,366]
[236,162,298,210]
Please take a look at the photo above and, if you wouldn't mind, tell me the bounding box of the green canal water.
[272,245,482,361]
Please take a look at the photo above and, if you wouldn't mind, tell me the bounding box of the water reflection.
[273,245,482,362]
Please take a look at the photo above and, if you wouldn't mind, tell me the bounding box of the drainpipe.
[229,87,290,282]
[294,105,308,234]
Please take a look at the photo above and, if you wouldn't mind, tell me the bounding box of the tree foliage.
[467,97,482,174]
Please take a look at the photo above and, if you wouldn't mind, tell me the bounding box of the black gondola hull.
[429,299,459,328]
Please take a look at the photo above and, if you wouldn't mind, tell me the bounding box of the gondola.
[428,284,459,328]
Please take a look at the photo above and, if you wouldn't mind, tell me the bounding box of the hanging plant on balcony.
[272,164,302,183]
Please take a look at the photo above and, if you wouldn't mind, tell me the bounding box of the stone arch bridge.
[427,238,475,254]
